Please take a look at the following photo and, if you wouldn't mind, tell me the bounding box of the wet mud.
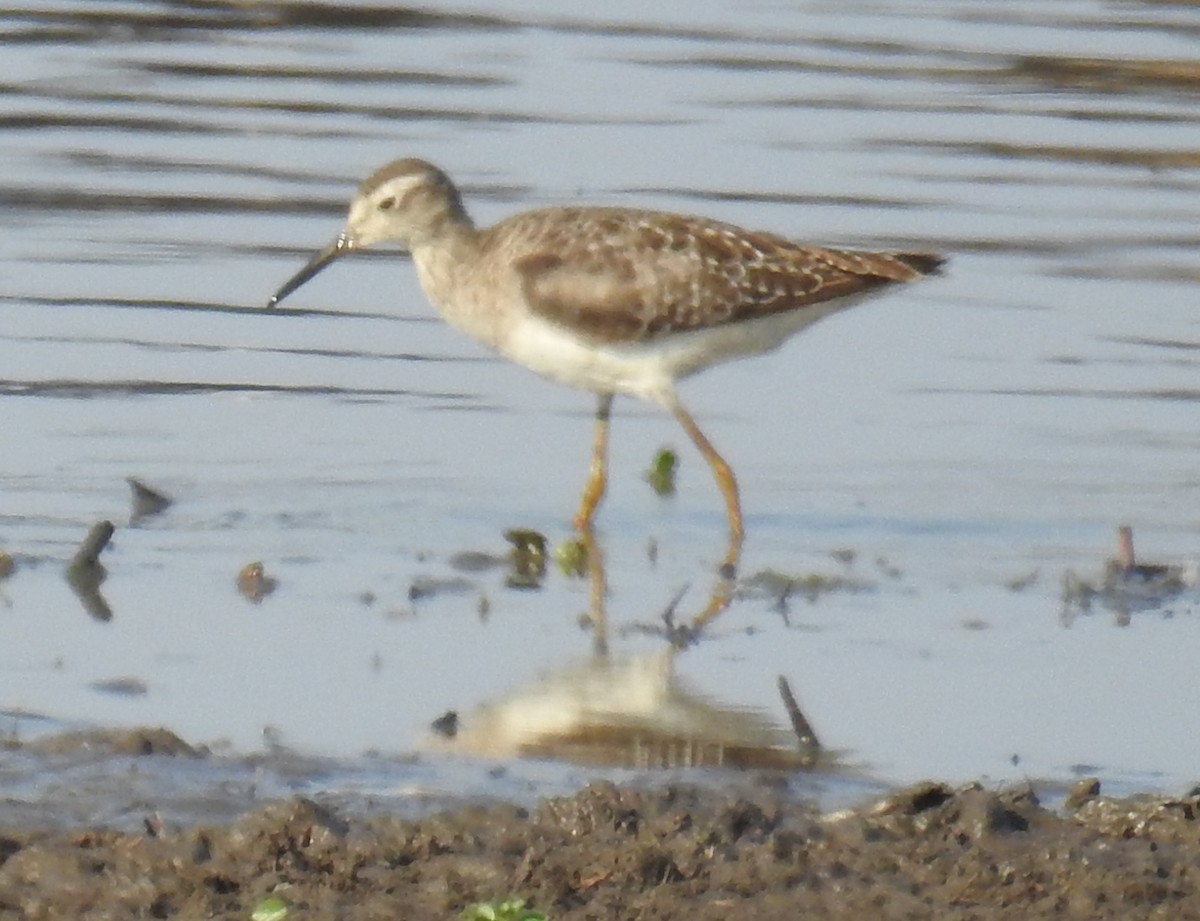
[1,730,1198,920]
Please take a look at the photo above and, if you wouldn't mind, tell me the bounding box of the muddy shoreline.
[1,730,1197,920]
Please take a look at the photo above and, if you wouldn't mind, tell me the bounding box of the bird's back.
[477,206,942,345]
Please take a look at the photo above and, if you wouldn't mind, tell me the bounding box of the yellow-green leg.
[573,393,613,532]
[669,398,744,575]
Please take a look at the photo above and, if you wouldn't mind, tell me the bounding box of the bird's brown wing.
[512,209,942,345]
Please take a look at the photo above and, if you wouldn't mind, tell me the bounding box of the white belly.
[497,292,870,403]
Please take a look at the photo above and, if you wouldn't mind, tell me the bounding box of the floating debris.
[0,550,13,580]
[1109,524,1183,586]
[408,575,475,602]
[874,556,904,580]
[830,548,856,567]
[777,675,820,754]
[620,584,701,647]
[504,528,547,590]
[430,710,459,739]
[237,561,278,604]
[645,447,678,497]
[448,550,507,573]
[504,529,546,556]
[126,477,172,522]
[1062,525,1197,622]
[66,521,115,622]
[68,520,114,574]
[89,676,149,697]
[553,537,588,578]
[739,565,875,610]
[1005,569,1039,592]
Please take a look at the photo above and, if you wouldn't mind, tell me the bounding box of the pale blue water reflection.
[2,0,1199,803]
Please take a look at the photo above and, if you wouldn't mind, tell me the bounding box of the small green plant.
[553,537,589,577]
[250,895,289,921]
[645,447,678,497]
[461,898,547,921]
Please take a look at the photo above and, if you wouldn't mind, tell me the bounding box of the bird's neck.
[410,220,509,347]
[411,214,477,289]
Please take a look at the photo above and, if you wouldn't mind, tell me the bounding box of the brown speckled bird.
[268,158,943,569]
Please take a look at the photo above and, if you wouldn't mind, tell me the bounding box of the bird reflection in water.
[430,527,823,772]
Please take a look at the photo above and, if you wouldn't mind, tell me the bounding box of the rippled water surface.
[3,0,1200,810]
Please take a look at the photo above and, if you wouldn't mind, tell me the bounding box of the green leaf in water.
[553,538,589,577]
[645,447,678,497]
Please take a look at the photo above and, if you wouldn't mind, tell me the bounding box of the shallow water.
[3,0,1200,813]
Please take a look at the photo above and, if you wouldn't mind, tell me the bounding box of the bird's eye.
[378,196,396,211]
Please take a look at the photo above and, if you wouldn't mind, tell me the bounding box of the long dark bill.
[266,232,355,308]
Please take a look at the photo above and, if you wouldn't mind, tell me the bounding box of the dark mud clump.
[2,778,1200,920]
